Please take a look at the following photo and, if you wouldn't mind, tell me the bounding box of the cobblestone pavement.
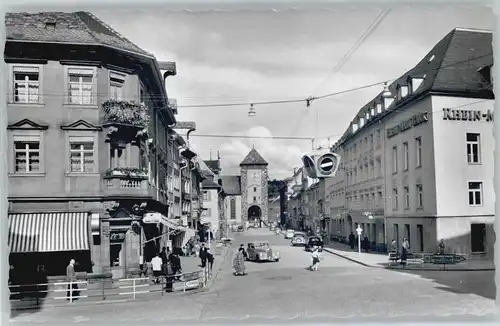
[10,229,495,322]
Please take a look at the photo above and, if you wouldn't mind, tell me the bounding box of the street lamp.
[248,104,256,117]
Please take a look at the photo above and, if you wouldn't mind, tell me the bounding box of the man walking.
[199,244,208,268]
[66,259,78,301]
[151,253,163,283]
[207,249,214,272]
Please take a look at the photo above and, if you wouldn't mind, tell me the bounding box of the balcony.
[101,100,150,143]
[102,167,150,197]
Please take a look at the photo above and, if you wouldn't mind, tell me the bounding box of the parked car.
[291,232,307,246]
[305,236,323,252]
[284,229,295,239]
[237,225,244,232]
[270,226,276,231]
[246,242,280,262]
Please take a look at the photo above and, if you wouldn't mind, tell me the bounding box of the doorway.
[471,223,486,253]
[248,205,262,226]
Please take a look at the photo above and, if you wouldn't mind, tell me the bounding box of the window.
[392,188,398,209]
[253,187,257,192]
[404,224,410,244]
[202,208,212,217]
[203,191,210,201]
[466,133,480,164]
[14,136,40,173]
[13,66,40,103]
[392,146,398,173]
[415,137,422,167]
[468,182,483,206]
[416,225,424,252]
[403,142,409,171]
[253,196,256,202]
[416,184,423,208]
[470,223,486,253]
[404,186,410,208]
[230,198,236,219]
[68,68,94,104]
[377,191,383,206]
[110,72,125,100]
[69,137,95,172]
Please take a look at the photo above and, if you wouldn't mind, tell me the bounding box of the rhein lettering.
[442,108,493,122]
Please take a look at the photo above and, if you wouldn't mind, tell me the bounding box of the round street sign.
[356,226,363,235]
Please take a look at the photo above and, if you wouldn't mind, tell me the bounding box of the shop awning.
[8,212,90,253]
[160,215,187,232]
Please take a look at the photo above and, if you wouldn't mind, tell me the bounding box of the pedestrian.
[233,247,246,276]
[401,238,410,266]
[438,239,445,254]
[348,232,355,249]
[66,258,79,301]
[159,246,168,262]
[164,259,174,293]
[362,236,370,252]
[199,244,208,268]
[390,239,398,253]
[207,249,214,272]
[139,255,144,277]
[310,247,321,271]
[151,253,163,283]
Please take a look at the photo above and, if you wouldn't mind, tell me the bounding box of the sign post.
[356,225,363,254]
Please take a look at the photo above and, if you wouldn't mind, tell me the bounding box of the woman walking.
[233,247,246,276]
[309,247,321,271]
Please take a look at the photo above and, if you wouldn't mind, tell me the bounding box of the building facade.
[327,27,494,257]
[4,11,191,278]
[221,175,243,228]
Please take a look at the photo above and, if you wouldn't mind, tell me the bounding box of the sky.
[91,5,493,179]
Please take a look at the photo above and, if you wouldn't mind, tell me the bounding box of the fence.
[10,267,213,310]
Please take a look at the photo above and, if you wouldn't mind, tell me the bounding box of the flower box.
[102,100,151,128]
[105,167,148,179]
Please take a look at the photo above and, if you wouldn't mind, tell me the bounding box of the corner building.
[332,28,494,259]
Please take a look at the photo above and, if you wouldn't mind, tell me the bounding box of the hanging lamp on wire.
[248,103,256,117]
[382,82,393,99]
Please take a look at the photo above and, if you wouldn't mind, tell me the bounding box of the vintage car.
[284,229,295,239]
[305,236,323,252]
[291,232,307,246]
[246,242,280,262]
[237,225,244,232]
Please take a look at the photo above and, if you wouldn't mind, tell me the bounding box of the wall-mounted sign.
[109,230,127,243]
[143,212,162,224]
[387,112,428,138]
[442,108,493,122]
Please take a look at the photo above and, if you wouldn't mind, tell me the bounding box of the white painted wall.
[431,95,495,217]
[225,195,242,225]
[202,189,220,234]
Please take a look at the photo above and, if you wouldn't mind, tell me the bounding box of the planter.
[102,100,150,128]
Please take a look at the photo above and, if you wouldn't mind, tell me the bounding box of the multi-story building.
[221,175,243,228]
[329,28,494,258]
[4,11,185,277]
[200,160,222,239]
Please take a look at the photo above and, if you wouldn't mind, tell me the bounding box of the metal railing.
[9,268,214,310]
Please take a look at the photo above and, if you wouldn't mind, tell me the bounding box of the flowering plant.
[105,167,148,179]
[102,100,151,128]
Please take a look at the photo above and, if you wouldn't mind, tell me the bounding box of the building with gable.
[326,27,494,258]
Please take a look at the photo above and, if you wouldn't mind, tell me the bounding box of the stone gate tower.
[240,148,269,226]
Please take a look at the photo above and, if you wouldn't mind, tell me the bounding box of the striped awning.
[8,212,91,253]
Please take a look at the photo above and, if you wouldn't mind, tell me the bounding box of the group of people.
[149,247,182,292]
[390,238,411,265]
[198,243,215,271]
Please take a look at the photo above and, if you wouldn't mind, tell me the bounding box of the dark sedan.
[305,236,323,252]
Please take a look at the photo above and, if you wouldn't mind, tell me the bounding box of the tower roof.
[239,148,268,166]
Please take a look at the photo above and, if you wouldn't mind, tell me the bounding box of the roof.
[240,148,268,166]
[338,28,493,147]
[202,179,221,189]
[204,160,221,174]
[220,175,241,195]
[5,11,152,57]
[196,158,214,178]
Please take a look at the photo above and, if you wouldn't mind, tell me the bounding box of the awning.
[8,212,90,253]
[160,215,187,232]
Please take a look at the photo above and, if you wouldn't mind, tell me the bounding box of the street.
[10,228,495,322]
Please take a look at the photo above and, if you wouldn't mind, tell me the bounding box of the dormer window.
[400,85,408,99]
[359,117,365,128]
[365,112,370,121]
[371,107,375,117]
[352,123,359,133]
[411,77,425,93]
[428,54,435,62]
[376,103,382,114]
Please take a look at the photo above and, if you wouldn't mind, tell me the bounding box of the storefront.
[8,212,94,277]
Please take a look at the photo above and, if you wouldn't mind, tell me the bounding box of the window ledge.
[63,104,99,109]
[65,172,100,177]
[8,103,45,107]
[9,172,46,177]
[467,162,482,166]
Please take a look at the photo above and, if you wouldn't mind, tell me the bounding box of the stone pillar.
[100,220,111,274]
[124,229,140,277]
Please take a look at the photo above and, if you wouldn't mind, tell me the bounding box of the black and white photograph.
[2,0,497,323]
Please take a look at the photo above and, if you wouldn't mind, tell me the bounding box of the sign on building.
[387,112,428,138]
[442,108,493,122]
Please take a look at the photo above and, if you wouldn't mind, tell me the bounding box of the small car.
[246,242,280,262]
[284,229,295,239]
[237,225,244,232]
[270,226,276,231]
[305,236,323,252]
[291,232,307,246]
